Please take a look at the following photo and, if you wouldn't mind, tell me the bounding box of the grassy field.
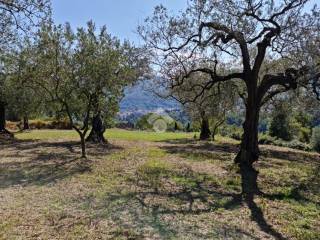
[15,128,198,142]
[1,129,319,239]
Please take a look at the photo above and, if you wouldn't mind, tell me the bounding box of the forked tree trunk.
[235,84,261,196]
[86,113,106,143]
[23,116,30,130]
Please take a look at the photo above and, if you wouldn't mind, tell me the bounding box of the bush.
[269,107,292,141]
[50,119,72,129]
[259,133,311,151]
[282,139,311,151]
[219,125,243,140]
[26,119,72,130]
[311,127,320,152]
[297,126,311,143]
[258,134,277,144]
[6,121,19,130]
[168,120,184,132]
[30,119,47,129]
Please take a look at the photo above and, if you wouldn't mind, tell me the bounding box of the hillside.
[120,81,179,113]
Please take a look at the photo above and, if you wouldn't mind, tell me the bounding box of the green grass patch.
[15,128,196,142]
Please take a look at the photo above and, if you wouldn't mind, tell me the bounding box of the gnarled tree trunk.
[235,84,261,196]
[86,113,106,143]
[199,112,211,140]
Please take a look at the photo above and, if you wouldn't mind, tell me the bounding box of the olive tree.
[33,21,147,158]
[172,72,237,140]
[4,42,44,129]
[0,0,50,134]
[139,0,320,195]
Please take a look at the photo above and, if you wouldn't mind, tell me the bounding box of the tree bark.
[200,114,211,140]
[23,116,30,130]
[0,101,5,132]
[80,133,86,158]
[235,81,261,196]
[86,113,106,143]
[0,101,12,136]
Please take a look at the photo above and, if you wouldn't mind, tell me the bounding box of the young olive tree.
[4,43,44,130]
[139,0,320,195]
[34,21,147,158]
[172,72,237,140]
[0,0,50,134]
[85,40,149,143]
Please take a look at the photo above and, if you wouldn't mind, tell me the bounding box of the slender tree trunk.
[0,101,12,136]
[212,126,219,141]
[80,133,86,158]
[200,116,211,140]
[23,116,30,130]
[86,113,106,143]
[235,81,261,196]
[0,101,6,132]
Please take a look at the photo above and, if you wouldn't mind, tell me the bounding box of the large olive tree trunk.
[235,81,261,196]
[200,113,211,140]
[86,113,106,143]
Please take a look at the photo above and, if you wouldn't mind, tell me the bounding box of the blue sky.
[52,0,187,44]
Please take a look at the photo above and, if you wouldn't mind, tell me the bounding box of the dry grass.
[0,130,319,239]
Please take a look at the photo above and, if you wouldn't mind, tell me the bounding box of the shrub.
[259,134,311,151]
[30,119,47,129]
[269,107,292,141]
[27,119,72,130]
[311,127,320,152]
[258,134,277,144]
[219,125,243,140]
[6,121,19,130]
[135,114,153,130]
[297,127,311,143]
[274,139,311,151]
[168,120,184,132]
[283,139,311,151]
[51,119,72,129]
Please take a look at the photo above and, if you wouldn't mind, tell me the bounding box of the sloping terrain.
[0,130,319,239]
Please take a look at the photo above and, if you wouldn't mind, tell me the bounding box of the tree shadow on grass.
[156,140,297,240]
[160,138,319,164]
[261,163,320,205]
[260,146,320,163]
[0,139,122,188]
[94,160,284,240]
[98,188,262,239]
[244,194,288,240]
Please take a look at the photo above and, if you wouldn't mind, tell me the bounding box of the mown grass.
[1,130,319,239]
[15,128,197,142]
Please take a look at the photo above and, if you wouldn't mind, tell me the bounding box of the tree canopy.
[139,0,320,195]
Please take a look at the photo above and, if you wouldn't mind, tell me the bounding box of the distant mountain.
[119,81,184,124]
[120,81,179,113]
